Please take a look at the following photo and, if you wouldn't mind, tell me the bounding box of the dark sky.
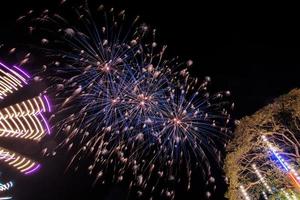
[0,0,300,200]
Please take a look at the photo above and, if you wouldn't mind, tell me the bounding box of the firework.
[0,61,51,174]
[21,1,232,198]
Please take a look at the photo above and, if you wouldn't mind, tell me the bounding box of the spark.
[21,1,233,198]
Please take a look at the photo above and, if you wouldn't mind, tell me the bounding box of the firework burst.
[20,1,233,198]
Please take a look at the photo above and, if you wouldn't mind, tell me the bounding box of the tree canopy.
[225,89,300,199]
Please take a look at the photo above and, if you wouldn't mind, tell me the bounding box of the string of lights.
[261,135,300,189]
[252,164,272,193]
[239,185,251,200]
[261,191,268,200]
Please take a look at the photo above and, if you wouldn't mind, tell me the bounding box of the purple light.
[0,61,11,71]
[24,164,41,175]
[13,65,31,78]
[39,113,51,135]
[43,95,52,112]
[0,61,28,84]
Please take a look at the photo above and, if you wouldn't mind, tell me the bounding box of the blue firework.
[19,1,233,199]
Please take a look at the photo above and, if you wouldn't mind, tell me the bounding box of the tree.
[225,89,300,199]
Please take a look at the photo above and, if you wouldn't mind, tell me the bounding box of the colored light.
[0,181,13,192]
[0,61,51,175]
[24,163,41,175]
[39,113,51,135]
[13,65,31,78]
[288,173,300,189]
[0,62,27,84]
[0,147,40,174]
[262,135,300,189]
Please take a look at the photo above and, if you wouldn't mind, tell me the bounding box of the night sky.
[1,0,300,199]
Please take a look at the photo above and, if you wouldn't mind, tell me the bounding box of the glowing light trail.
[0,180,13,200]
[0,197,12,200]
[261,191,268,200]
[262,135,300,189]
[0,61,51,174]
[252,164,272,193]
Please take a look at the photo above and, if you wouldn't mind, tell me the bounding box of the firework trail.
[19,1,233,198]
